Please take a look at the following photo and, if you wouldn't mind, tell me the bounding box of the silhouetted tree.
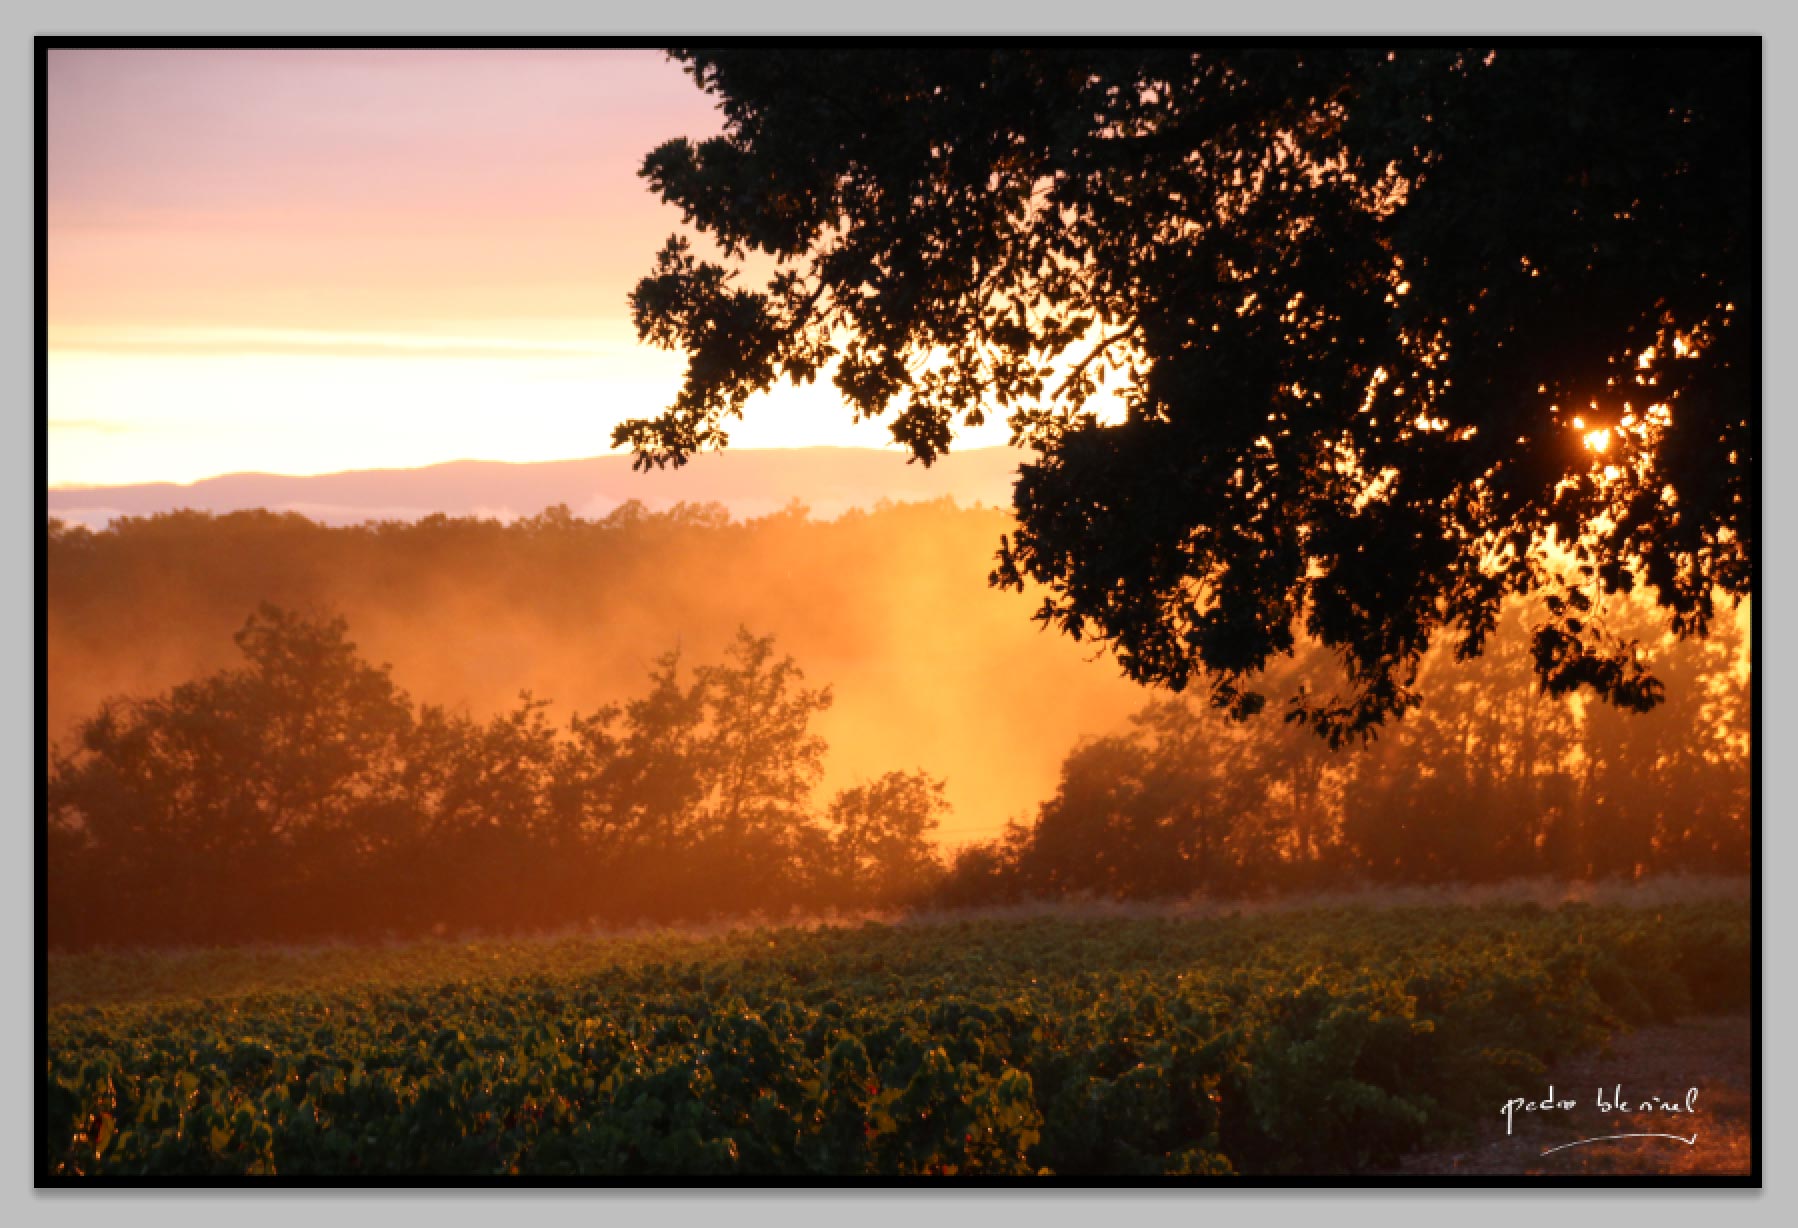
[397,695,570,931]
[1016,695,1314,899]
[631,629,836,915]
[1336,605,1585,883]
[48,604,416,942]
[46,603,951,948]
[823,770,948,907]
[945,588,1750,903]
[623,46,1756,741]
[44,507,1749,944]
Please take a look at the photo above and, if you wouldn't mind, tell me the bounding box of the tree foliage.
[944,595,1749,903]
[47,607,945,948]
[622,46,1757,741]
[46,507,1749,944]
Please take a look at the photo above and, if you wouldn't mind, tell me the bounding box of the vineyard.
[44,900,1751,1178]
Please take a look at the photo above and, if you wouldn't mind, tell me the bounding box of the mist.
[48,497,1751,870]
[47,499,1148,849]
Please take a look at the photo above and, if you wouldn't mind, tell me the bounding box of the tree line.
[48,605,945,948]
[942,598,1749,905]
[45,505,1749,948]
[46,500,1153,839]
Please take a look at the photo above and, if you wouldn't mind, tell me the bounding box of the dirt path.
[1393,1014,1754,1177]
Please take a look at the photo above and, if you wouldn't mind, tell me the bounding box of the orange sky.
[46,49,1021,488]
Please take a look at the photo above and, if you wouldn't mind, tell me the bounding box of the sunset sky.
[46,49,1021,489]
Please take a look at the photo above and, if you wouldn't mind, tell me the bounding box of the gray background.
[6,1,1790,1221]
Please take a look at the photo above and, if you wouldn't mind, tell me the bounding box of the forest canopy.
[622,46,1758,743]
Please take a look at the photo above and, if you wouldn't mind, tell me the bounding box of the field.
[44,897,1752,1178]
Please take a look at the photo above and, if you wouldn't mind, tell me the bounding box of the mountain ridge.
[48,446,1025,528]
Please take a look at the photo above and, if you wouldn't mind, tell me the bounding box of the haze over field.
[46,499,1150,847]
[45,46,1757,917]
[48,498,1749,875]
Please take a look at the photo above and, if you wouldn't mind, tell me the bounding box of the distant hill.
[47,446,1024,528]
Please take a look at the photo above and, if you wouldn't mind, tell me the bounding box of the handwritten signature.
[1500,1085,1701,1157]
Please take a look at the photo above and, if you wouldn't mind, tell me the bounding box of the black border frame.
[31,32,1765,1192]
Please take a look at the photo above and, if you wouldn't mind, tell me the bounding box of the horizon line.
[45,440,1021,494]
